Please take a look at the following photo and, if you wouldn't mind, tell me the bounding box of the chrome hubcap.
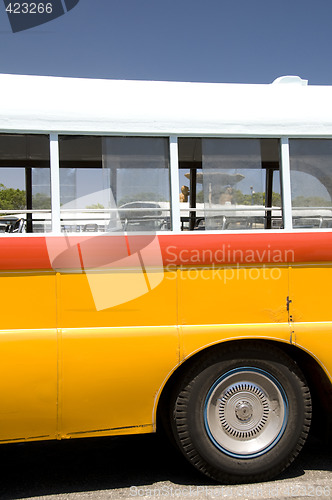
[204,368,288,458]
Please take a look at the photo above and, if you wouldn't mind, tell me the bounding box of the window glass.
[289,139,332,229]
[59,136,170,232]
[178,138,282,231]
[0,134,51,233]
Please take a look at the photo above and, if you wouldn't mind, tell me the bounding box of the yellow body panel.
[290,265,332,322]
[293,324,332,383]
[59,326,179,437]
[0,271,56,329]
[289,265,332,380]
[0,328,57,442]
[59,269,177,328]
[178,266,289,326]
[0,272,57,441]
[58,269,179,436]
[178,265,290,359]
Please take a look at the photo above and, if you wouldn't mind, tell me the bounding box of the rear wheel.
[171,343,311,483]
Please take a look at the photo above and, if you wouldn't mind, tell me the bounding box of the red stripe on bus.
[0,232,331,271]
[158,233,331,266]
[0,237,51,270]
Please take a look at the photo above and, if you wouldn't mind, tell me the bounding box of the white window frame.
[50,133,61,234]
[280,137,292,231]
[169,136,181,232]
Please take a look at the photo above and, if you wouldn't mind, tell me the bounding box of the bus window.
[59,136,171,232]
[0,134,51,233]
[289,139,332,228]
[178,138,282,230]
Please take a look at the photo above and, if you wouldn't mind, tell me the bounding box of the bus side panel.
[0,272,56,330]
[290,265,332,322]
[178,265,290,357]
[58,269,178,437]
[290,265,332,381]
[0,272,57,442]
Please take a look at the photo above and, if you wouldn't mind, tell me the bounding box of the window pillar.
[50,133,61,234]
[280,137,292,231]
[170,136,181,232]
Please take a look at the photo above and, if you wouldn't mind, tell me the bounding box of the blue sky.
[1,0,332,85]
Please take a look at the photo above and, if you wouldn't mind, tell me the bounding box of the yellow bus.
[0,73,331,484]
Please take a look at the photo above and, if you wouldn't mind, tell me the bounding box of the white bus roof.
[1,73,332,136]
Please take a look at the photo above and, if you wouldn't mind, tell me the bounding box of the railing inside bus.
[0,210,52,233]
[179,206,283,231]
[60,206,171,232]
[2,207,332,233]
[291,206,332,228]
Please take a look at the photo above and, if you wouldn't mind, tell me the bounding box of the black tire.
[171,343,312,483]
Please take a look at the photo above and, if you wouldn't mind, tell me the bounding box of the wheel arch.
[156,338,332,440]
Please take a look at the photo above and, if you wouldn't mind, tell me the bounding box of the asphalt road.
[0,432,330,500]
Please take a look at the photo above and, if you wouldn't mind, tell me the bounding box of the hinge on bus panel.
[286,296,293,322]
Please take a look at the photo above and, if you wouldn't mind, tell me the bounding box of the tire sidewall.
[176,351,308,480]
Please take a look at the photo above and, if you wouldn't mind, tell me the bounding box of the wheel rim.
[204,367,289,458]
